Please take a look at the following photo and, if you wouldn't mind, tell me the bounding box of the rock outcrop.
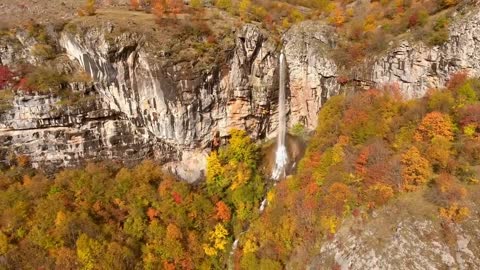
[0,18,280,181]
[283,21,339,130]
[57,21,279,182]
[307,191,480,270]
[371,10,480,98]
[0,94,166,172]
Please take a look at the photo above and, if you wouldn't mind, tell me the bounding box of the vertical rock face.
[58,22,278,152]
[1,8,480,180]
[283,21,339,130]
[220,24,277,139]
[371,11,480,98]
[60,29,198,148]
[0,22,280,181]
[0,94,157,171]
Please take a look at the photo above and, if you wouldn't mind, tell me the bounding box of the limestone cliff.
[1,7,480,181]
[371,10,480,98]
[282,21,339,130]
[0,14,280,181]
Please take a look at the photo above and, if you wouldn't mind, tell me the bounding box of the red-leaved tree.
[0,66,13,89]
[130,0,140,10]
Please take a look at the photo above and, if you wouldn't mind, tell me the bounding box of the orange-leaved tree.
[431,173,467,206]
[130,0,140,10]
[401,146,431,191]
[329,6,346,27]
[152,0,166,20]
[215,201,231,222]
[414,111,454,142]
[166,0,184,17]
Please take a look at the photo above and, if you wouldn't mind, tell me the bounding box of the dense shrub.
[240,77,479,268]
[24,67,66,94]
[0,89,14,113]
[31,44,56,60]
[0,66,14,89]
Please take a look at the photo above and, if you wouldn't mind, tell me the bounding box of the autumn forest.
[1,0,480,269]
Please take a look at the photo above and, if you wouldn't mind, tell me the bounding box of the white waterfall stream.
[228,52,288,269]
[271,52,288,180]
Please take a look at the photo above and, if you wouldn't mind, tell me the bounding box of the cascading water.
[272,52,288,180]
[228,52,288,270]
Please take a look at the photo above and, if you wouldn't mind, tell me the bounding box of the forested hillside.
[1,0,480,269]
[0,130,266,269]
[110,0,466,66]
[1,73,479,269]
[235,73,480,268]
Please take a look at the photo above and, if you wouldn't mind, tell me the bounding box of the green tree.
[76,234,104,270]
[123,213,147,239]
[206,129,264,223]
[428,89,454,113]
[456,81,478,106]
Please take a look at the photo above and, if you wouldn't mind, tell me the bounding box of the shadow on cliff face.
[260,134,307,179]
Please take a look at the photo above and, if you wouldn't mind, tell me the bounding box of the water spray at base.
[271,145,288,180]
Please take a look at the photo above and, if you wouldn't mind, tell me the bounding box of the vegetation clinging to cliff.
[88,0,465,69]
[235,73,480,268]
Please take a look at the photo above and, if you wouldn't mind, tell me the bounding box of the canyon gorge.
[1,1,480,269]
[1,6,479,183]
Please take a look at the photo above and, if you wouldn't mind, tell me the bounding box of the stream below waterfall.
[227,52,289,269]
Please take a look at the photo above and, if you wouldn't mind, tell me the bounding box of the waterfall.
[272,52,288,180]
[230,239,239,255]
[228,53,288,270]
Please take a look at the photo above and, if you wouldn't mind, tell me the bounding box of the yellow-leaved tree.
[202,223,228,256]
[205,129,264,222]
[238,0,251,20]
[401,146,431,191]
[85,0,96,16]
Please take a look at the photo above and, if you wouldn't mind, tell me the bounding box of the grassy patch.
[25,22,49,44]
[25,67,66,95]
[0,89,14,113]
[62,22,78,34]
[57,91,97,109]
[290,122,307,138]
[71,8,238,74]
[31,44,56,60]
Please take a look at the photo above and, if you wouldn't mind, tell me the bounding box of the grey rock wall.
[283,21,339,130]
[371,11,480,98]
[1,8,480,181]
